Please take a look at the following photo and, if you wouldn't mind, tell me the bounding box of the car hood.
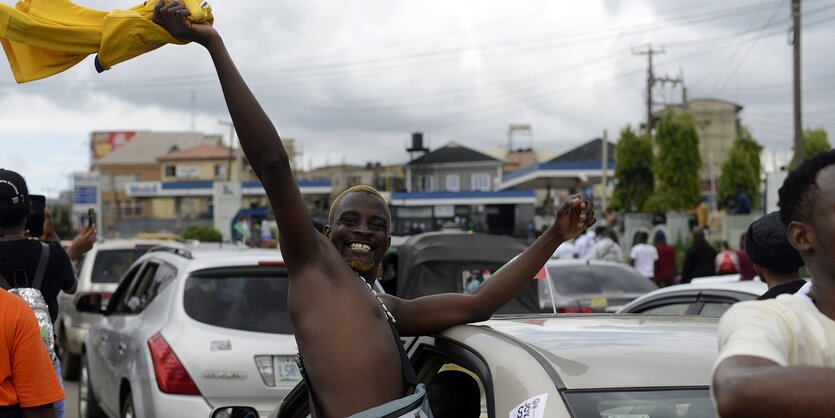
[162,320,297,416]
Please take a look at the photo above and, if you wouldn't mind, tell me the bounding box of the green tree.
[651,110,702,211]
[611,126,654,212]
[790,128,831,170]
[717,126,762,209]
[48,205,75,239]
[181,224,223,242]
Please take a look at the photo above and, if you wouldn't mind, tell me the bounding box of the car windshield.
[548,264,657,295]
[183,271,292,334]
[91,248,150,283]
[564,388,715,418]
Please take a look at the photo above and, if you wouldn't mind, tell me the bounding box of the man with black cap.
[743,211,806,300]
[0,169,94,418]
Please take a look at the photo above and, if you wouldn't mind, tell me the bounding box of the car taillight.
[147,332,200,395]
[254,355,276,387]
[556,306,594,314]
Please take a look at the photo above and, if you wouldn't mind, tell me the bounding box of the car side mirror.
[211,407,259,418]
[75,293,106,314]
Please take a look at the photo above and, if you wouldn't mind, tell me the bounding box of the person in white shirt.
[552,240,577,260]
[629,232,658,281]
[712,150,835,418]
[590,228,623,263]
[574,227,597,260]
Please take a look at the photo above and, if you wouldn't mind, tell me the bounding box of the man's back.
[682,240,716,283]
[0,239,75,322]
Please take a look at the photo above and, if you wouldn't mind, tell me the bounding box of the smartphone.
[88,208,96,227]
[26,194,46,238]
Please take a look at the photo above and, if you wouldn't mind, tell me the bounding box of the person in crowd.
[591,228,623,262]
[574,227,597,260]
[651,206,667,226]
[712,150,835,417]
[552,238,577,259]
[733,186,752,214]
[653,231,676,287]
[736,232,756,280]
[0,169,95,418]
[681,227,717,284]
[686,197,708,230]
[715,241,740,275]
[152,4,597,416]
[743,212,806,300]
[629,232,658,282]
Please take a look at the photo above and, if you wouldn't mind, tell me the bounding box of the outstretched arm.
[386,195,595,336]
[713,356,835,418]
[153,1,318,265]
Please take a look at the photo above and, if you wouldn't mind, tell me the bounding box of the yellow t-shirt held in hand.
[0,0,213,83]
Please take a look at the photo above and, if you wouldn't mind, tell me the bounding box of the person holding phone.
[0,169,95,418]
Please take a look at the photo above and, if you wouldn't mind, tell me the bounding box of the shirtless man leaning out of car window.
[153,3,595,417]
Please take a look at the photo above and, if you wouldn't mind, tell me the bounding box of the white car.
[77,244,297,418]
[617,280,769,316]
[56,239,182,380]
[250,314,721,418]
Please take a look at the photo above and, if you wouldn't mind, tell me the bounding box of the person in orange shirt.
[0,288,64,418]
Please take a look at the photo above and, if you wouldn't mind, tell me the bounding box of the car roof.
[91,239,185,250]
[140,243,285,272]
[635,280,768,298]
[545,258,631,268]
[464,314,718,389]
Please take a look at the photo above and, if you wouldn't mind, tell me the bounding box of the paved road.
[63,380,79,418]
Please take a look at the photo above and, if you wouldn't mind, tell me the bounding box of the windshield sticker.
[211,340,232,351]
[509,393,547,418]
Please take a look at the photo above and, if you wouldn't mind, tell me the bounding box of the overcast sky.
[1,0,834,196]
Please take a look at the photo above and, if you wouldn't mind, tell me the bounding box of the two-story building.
[392,141,536,236]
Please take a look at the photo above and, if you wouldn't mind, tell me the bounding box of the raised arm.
[713,356,835,418]
[386,195,595,336]
[153,1,318,264]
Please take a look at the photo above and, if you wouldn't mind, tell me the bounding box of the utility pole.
[601,130,608,212]
[790,0,803,169]
[632,44,665,135]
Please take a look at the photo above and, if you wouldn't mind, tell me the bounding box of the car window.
[591,265,658,293]
[564,389,715,418]
[639,303,692,315]
[549,264,656,295]
[118,262,160,314]
[91,248,150,283]
[184,269,291,334]
[133,262,177,312]
[699,302,734,317]
[549,265,597,294]
[428,364,487,418]
[108,263,145,314]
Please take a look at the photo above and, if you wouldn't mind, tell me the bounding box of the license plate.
[274,356,301,383]
[590,298,608,309]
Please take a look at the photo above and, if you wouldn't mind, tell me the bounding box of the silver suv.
[77,243,297,418]
[56,239,182,380]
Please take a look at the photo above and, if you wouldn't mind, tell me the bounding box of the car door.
[91,261,146,416]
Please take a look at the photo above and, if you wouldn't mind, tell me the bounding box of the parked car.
[56,239,183,380]
[617,280,769,316]
[539,259,658,313]
[77,244,296,418]
[268,314,720,418]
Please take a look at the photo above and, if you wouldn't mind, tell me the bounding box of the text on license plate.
[274,356,302,383]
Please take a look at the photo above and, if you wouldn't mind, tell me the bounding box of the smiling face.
[324,191,391,277]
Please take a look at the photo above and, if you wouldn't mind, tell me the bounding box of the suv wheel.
[57,326,80,380]
[79,353,106,418]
